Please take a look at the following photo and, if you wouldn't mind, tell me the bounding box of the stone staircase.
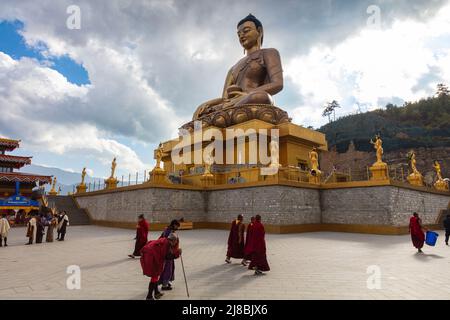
[47,195,91,226]
[435,201,450,229]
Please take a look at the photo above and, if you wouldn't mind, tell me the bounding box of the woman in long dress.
[46,213,57,242]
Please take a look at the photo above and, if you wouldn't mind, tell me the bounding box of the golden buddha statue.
[434,160,449,191]
[407,150,423,186]
[183,14,289,130]
[434,160,443,181]
[81,167,86,185]
[49,177,58,195]
[370,135,383,164]
[155,143,164,169]
[110,157,117,178]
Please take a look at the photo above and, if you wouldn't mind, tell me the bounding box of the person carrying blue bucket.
[409,212,427,253]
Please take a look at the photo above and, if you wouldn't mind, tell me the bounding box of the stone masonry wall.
[75,185,450,229]
[75,188,206,224]
[206,186,321,225]
[321,186,449,226]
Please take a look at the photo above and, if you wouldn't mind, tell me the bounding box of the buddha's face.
[237,21,261,50]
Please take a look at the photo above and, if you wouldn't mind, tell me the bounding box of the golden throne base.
[369,162,388,181]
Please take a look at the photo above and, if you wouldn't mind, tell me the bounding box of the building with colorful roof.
[0,138,52,222]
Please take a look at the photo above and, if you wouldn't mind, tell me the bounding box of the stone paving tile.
[0,225,449,300]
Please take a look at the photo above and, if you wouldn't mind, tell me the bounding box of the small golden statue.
[269,140,281,168]
[203,149,214,176]
[370,134,384,164]
[406,150,423,186]
[105,158,118,189]
[433,160,449,191]
[200,149,215,186]
[76,167,87,194]
[81,167,87,184]
[154,143,164,171]
[369,134,388,181]
[149,143,167,184]
[48,177,58,195]
[110,157,117,178]
[308,147,321,184]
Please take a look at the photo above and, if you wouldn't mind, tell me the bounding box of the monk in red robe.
[247,215,270,275]
[129,214,149,258]
[225,214,245,264]
[140,233,181,300]
[242,216,255,266]
[409,212,427,253]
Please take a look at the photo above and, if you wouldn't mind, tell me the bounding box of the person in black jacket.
[444,214,450,246]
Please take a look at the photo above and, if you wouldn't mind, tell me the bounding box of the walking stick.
[180,254,190,298]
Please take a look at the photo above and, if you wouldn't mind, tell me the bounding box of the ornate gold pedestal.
[434,179,449,191]
[76,183,87,194]
[150,168,167,185]
[370,162,388,181]
[407,173,424,186]
[200,174,215,187]
[48,189,58,196]
[104,177,118,190]
[308,171,322,185]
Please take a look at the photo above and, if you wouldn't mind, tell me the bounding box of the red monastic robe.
[247,221,270,271]
[244,222,254,260]
[409,216,425,249]
[133,219,149,256]
[227,220,245,259]
[140,238,170,278]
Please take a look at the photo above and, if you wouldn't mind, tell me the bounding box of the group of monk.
[226,214,270,275]
[129,215,182,300]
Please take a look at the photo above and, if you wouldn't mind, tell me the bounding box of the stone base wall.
[75,187,206,225]
[321,186,450,227]
[74,183,450,234]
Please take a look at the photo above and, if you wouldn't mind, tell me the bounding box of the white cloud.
[285,3,450,128]
[0,52,148,173]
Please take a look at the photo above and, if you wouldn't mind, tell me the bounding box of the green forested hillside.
[318,91,450,153]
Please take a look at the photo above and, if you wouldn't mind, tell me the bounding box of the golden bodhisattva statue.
[308,147,322,184]
[406,150,424,186]
[369,134,389,181]
[433,160,449,191]
[150,143,167,185]
[200,149,215,187]
[48,176,58,195]
[182,14,290,131]
[105,158,118,189]
[76,167,87,194]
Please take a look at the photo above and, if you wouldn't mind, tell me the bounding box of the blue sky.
[0,0,449,180]
[0,20,90,86]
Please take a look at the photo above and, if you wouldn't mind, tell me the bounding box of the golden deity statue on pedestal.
[76,167,87,194]
[369,134,389,181]
[48,177,58,195]
[433,160,449,191]
[105,157,118,189]
[150,143,167,184]
[308,147,322,184]
[406,151,424,186]
[200,149,215,187]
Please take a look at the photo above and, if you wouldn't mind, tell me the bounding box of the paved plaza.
[0,225,449,300]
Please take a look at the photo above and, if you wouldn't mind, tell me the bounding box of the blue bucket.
[425,231,439,246]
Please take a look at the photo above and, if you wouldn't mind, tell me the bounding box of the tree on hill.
[436,83,449,98]
[322,100,341,123]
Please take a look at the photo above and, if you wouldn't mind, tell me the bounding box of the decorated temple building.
[0,138,52,223]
